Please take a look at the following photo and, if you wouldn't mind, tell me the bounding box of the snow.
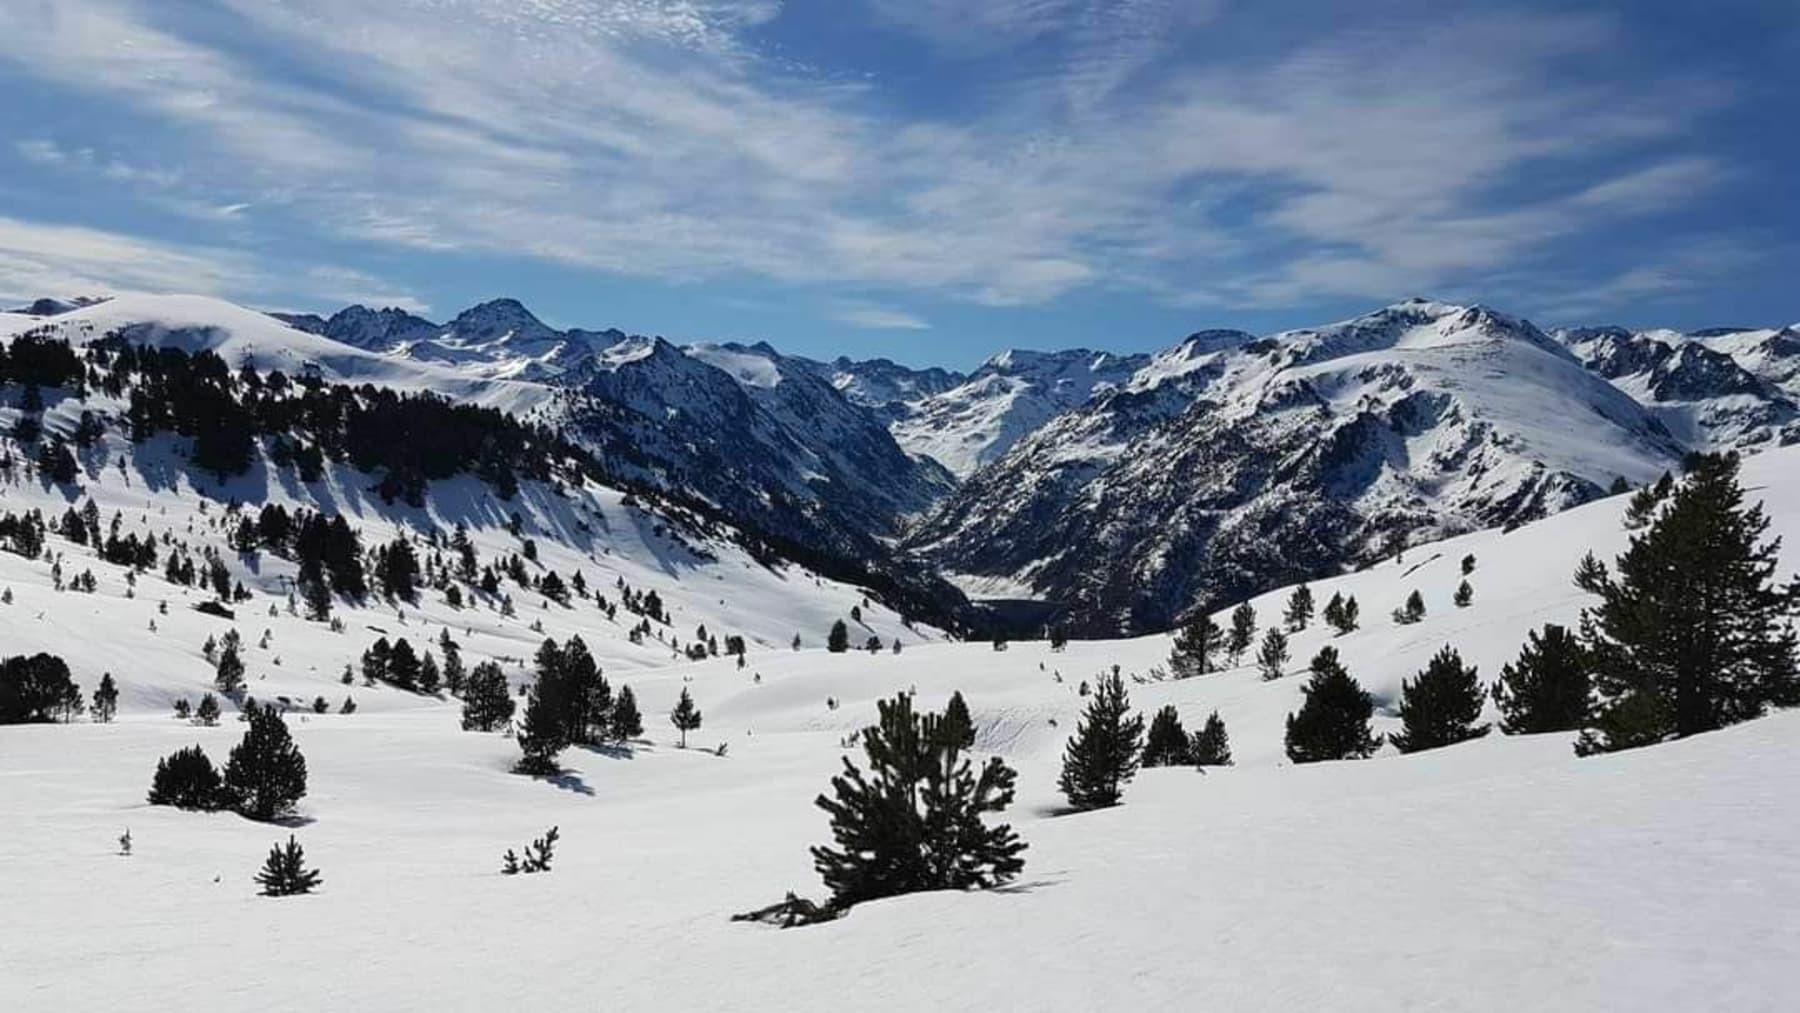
[685,343,784,388]
[6,415,1800,1010]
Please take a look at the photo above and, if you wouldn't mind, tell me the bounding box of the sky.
[0,0,1795,369]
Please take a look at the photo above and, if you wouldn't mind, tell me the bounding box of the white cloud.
[827,302,931,330]
[0,215,258,302]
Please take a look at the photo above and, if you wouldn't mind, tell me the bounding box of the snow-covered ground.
[5,436,1800,1009]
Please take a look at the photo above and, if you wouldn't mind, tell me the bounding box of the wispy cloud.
[0,215,258,302]
[827,302,931,330]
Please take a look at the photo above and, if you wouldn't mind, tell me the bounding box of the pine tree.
[1576,452,1799,754]
[223,701,308,821]
[195,692,221,726]
[1284,584,1314,631]
[147,745,224,810]
[1057,672,1145,809]
[418,652,441,694]
[1453,580,1473,608]
[1256,627,1290,681]
[1168,614,1222,678]
[940,690,976,750]
[1322,592,1346,633]
[610,685,644,741]
[1492,624,1590,735]
[1392,589,1426,625]
[513,672,569,775]
[827,620,850,654]
[1284,647,1381,763]
[1140,704,1191,767]
[670,686,702,748]
[811,693,1026,911]
[1391,646,1491,754]
[255,835,322,896]
[1461,554,1477,575]
[91,672,119,723]
[214,643,245,695]
[386,638,421,691]
[1226,602,1256,666]
[1190,710,1232,767]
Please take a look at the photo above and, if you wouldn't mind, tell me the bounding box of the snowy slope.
[5,441,1800,1011]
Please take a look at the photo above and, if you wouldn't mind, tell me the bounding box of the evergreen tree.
[1392,589,1426,625]
[940,690,976,750]
[1390,646,1491,754]
[1492,624,1590,735]
[1256,627,1290,681]
[1576,452,1799,754]
[223,701,309,822]
[513,670,569,775]
[1168,614,1222,678]
[386,638,421,691]
[1284,584,1315,631]
[1057,672,1145,810]
[418,652,441,694]
[214,643,245,695]
[827,620,850,654]
[147,745,224,810]
[460,661,516,731]
[811,693,1026,911]
[1190,710,1232,766]
[194,692,221,726]
[1226,602,1256,666]
[1284,647,1381,763]
[1322,592,1346,632]
[1453,580,1473,608]
[254,835,322,896]
[1461,553,1477,576]
[670,686,702,748]
[610,685,644,741]
[91,672,119,723]
[0,652,81,724]
[1140,704,1191,767]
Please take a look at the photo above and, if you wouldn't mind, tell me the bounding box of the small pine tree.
[1390,646,1491,754]
[1168,614,1222,678]
[1057,672,1145,810]
[1453,580,1473,608]
[1392,589,1426,625]
[940,690,976,750]
[1140,705,1191,767]
[513,676,568,775]
[1460,553,1476,576]
[1226,602,1256,666]
[610,685,644,741]
[827,620,849,654]
[460,661,515,732]
[1256,627,1290,681]
[255,835,322,896]
[1284,647,1381,763]
[92,672,119,723]
[1284,584,1314,632]
[670,686,702,748]
[1190,710,1232,767]
[811,693,1026,911]
[1493,624,1590,735]
[501,826,560,874]
[147,745,225,810]
[214,644,245,695]
[195,692,221,726]
[223,701,309,822]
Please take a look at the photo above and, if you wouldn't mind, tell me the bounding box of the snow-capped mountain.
[906,300,1689,634]
[1555,325,1800,450]
[803,355,966,413]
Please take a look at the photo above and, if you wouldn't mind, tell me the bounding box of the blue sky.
[0,0,1794,369]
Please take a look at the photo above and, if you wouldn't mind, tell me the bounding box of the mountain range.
[10,292,1798,636]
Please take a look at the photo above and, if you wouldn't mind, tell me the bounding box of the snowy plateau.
[0,292,1797,1012]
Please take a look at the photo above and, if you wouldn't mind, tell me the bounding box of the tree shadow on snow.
[540,770,596,796]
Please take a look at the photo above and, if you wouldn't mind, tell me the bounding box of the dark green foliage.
[1323,592,1360,634]
[940,690,976,750]
[0,652,82,724]
[1284,584,1314,631]
[670,686,702,748]
[37,437,79,485]
[1392,589,1426,625]
[610,684,644,740]
[1284,647,1381,763]
[502,826,560,875]
[1226,602,1256,665]
[214,643,245,695]
[386,638,421,691]
[1493,624,1591,735]
[1390,646,1491,754]
[513,675,569,775]
[1453,580,1473,608]
[1191,710,1232,766]
[1461,554,1476,575]
[1057,672,1144,809]
[1140,704,1191,767]
[195,692,221,726]
[255,836,321,896]
[827,620,849,653]
[147,745,225,810]
[1577,453,1799,755]
[91,672,119,723]
[460,661,515,732]
[811,693,1026,911]
[1169,614,1222,678]
[223,701,309,821]
[1256,627,1289,681]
